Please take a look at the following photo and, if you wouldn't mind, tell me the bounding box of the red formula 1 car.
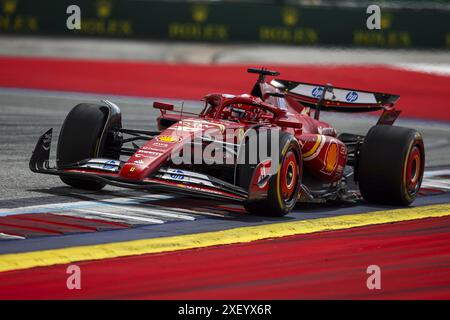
[30,68,425,216]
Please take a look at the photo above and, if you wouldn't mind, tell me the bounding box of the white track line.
[422,181,450,191]
[106,205,195,221]
[0,194,174,217]
[424,169,450,177]
[73,208,164,224]
[0,233,25,240]
[141,203,229,218]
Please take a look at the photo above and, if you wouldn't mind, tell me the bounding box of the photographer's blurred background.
[0,0,449,121]
[0,0,449,60]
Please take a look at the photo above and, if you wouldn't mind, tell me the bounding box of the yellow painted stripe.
[1,203,449,273]
[302,135,322,158]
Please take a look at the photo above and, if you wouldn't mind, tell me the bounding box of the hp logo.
[346,91,359,102]
[311,87,324,98]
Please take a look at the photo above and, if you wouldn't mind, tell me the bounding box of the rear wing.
[271,79,399,111]
[271,79,401,125]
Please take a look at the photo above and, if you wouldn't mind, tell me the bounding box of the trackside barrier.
[0,0,449,48]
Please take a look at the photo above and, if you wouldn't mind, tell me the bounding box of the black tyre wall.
[358,125,424,205]
[57,103,110,190]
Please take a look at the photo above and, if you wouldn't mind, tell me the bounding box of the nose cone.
[119,118,244,181]
[119,132,184,181]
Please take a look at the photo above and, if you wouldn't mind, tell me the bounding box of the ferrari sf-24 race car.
[30,68,425,216]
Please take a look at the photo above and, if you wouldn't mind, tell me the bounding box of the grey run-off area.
[0,88,449,202]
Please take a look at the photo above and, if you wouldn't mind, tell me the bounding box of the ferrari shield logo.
[157,135,182,143]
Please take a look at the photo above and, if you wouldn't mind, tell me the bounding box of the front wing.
[30,129,248,203]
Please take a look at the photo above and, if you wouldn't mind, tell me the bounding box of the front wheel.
[238,130,302,216]
[57,103,121,191]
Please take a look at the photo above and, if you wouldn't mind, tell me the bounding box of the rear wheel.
[357,125,425,205]
[57,103,119,190]
[237,130,302,216]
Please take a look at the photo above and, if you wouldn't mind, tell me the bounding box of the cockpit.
[201,94,282,124]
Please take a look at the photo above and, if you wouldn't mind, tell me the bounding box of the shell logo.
[324,143,338,173]
[156,135,181,143]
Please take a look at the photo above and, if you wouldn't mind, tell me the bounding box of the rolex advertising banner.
[0,0,449,48]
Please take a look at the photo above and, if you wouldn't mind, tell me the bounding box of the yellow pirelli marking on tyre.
[1,203,450,273]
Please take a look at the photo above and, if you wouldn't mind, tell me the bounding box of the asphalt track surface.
[0,52,449,298]
[0,88,449,247]
[0,88,448,201]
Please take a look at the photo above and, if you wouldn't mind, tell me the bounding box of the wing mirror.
[153,101,174,111]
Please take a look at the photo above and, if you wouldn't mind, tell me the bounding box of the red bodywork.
[151,92,348,186]
[151,92,345,184]
[31,69,400,204]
